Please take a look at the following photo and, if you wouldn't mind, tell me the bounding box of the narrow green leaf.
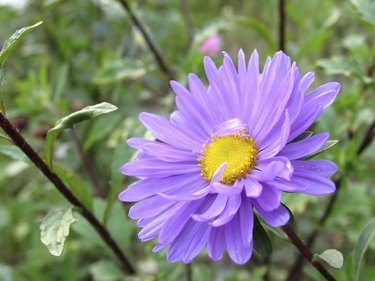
[0,68,5,114]
[317,249,344,269]
[353,218,375,281]
[0,144,29,163]
[305,140,339,159]
[0,21,43,67]
[351,0,375,26]
[45,102,117,167]
[54,165,93,211]
[292,131,313,142]
[40,207,76,256]
[253,215,273,257]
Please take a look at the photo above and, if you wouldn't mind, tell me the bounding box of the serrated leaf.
[0,21,43,67]
[353,218,375,281]
[253,215,272,257]
[40,207,76,256]
[45,102,118,167]
[351,0,375,26]
[318,249,344,269]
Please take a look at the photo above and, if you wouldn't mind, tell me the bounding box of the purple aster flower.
[119,50,340,265]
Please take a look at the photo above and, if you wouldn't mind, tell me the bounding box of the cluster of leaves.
[0,0,374,281]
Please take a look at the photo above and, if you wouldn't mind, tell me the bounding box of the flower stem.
[278,0,286,52]
[116,0,175,81]
[0,112,136,275]
[281,225,336,281]
[70,129,105,198]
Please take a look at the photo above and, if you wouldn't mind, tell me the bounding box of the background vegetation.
[0,0,374,280]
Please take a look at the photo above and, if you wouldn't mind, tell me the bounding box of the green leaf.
[316,249,344,269]
[351,0,375,26]
[317,56,372,84]
[305,140,339,159]
[0,145,29,163]
[40,207,76,256]
[0,68,5,114]
[0,21,43,67]
[53,165,93,211]
[253,215,272,257]
[45,102,118,167]
[93,59,148,85]
[89,260,124,281]
[292,131,314,142]
[353,218,375,281]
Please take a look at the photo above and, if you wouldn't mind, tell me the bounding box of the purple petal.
[258,111,290,158]
[304,82,340,110]
[279,133,329,159]
[207,226,226,261]
[140,112,203,150]
[288,105,323,142]
[129,196,176,219]
[255,184,282,211]
[192,194,228,222]
[299,71,315,93]
[239,194,254,244]
[225,212,253,264]
[267,177,307,192]
[210,181,243,195]
[211,194,241,227]
[243,176,263,198]
[159,184,209,201]
[213,118,247,137]
[120,159,200,177]
[292,172,336,196]
[142,142,195,162]
[255,156,293,181]
[253,201,290,227]
[127,138,154,149]
[292,160,338,177]
[118,174,202,202]
[158,200,203,245]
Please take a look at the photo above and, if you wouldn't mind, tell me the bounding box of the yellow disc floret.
[199,133,258,185]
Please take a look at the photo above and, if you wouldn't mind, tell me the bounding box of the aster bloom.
[119,50,340,264]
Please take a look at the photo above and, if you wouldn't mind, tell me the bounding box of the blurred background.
[0,0,374,280]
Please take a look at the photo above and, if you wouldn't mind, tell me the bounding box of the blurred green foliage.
[0,0,374,280]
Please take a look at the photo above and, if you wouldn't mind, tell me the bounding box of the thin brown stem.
[278,0,286,52]
[0,112,136,275]
[70,129,105,198]
[281,225,336,281]
[116,0,175,80]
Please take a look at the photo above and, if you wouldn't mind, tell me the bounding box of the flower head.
[119,50,340,264]
[199,33,223,55]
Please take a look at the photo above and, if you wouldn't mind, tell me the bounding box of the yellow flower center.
[199,133,258,185]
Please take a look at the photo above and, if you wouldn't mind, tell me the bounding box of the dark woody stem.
[281,225,336,281]
[0,112,136,275]
[116,0,175,81]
